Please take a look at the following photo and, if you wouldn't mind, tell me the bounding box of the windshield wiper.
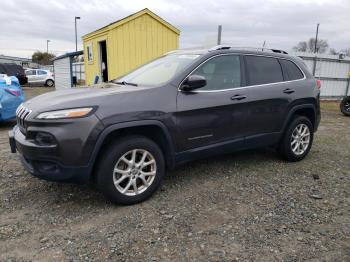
[114,81,138,86]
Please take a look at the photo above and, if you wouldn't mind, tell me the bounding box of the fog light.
[35,132,56,146]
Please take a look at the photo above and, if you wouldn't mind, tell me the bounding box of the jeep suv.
[9,46,321,205]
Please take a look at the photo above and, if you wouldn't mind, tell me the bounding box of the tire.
[96,136,165,205]
[278,116,314,162]
[45,79,54,87]
[340,97,350,116]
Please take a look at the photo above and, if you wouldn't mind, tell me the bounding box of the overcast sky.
[1,0,349,58]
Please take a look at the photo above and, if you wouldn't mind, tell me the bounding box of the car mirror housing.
[180,75,206,92]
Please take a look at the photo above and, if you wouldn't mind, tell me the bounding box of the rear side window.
[279,59,304,81]
[38,70,47,75]
[191,55,241,90]
[245,56,283,85]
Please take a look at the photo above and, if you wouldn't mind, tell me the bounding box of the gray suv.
[9,46,321,205]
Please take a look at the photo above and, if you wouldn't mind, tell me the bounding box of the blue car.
[0,75,25,121]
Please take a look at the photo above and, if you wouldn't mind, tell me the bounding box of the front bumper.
[9,125,92,183]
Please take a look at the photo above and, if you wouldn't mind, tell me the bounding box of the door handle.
[283,88,295,94]
[231,94,247,101]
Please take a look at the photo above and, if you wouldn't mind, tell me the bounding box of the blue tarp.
[0,75,25,121]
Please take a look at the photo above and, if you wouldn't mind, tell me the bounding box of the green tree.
[32,51,56,65]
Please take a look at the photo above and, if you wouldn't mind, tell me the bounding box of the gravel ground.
[0,88,349,261]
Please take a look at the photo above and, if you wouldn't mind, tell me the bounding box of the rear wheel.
[45,79,54,87]
[340,96,350,116]
[96,136,165,205]
[278,116,314,161]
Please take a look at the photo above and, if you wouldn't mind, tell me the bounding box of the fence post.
[312,54,317,76]
[80,63,82,85]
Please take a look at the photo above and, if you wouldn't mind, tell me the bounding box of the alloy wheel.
[290,123,310,156]
[47,80,54,87]
[345,101,350,112]
[113,149,157,196]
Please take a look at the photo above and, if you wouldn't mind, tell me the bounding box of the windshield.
[112,54,200,86]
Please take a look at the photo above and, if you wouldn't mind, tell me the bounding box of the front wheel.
[96,136,165,205]
[340,96,350,116]
[278,116,314,161]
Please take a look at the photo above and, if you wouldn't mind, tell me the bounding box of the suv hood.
[23,83,147,113]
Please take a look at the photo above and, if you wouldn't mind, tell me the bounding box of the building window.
[87,43,93,63]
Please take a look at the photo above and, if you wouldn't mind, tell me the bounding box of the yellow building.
[82,8,180,85]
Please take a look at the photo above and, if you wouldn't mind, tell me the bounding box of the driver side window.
[191,55,241,90]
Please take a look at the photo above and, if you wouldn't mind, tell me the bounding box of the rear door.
[176,54,248,152]
[242,55,291,141]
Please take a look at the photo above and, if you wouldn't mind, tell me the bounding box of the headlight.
[36,107,93,119]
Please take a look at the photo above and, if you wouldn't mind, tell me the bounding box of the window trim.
[178,53,306,93]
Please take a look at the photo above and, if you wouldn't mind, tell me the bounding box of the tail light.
[4,88,21,97]
[316,79,321,89]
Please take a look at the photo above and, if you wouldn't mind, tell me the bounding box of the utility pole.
[312,23,320,76]
[314,23,320,54]
[46,40,50,53]
[217,25,222,45]
[75,16,81,52]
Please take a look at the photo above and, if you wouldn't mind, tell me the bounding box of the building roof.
[0,55,32,62]
[53,50,83,61]
[83,8,180,40]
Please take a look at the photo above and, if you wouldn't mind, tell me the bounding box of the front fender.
[86,120,176,177]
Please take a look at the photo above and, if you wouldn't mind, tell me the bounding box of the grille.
[16,104,32,132]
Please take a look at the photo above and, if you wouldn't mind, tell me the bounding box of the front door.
[176,54,248,152]
[25,69,37,84]
[99,40,108,82]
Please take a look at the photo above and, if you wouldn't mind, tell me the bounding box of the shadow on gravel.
[164,147,280,184]
[16,148,279,208]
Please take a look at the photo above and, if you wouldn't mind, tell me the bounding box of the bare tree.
[308,38,328,53]
[340,48,350,56]
[329,48,350,56]
[293,41,307,52]
[329,48,339,55]
[293,38,329,53]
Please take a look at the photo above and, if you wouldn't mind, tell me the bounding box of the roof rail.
[209,45,288,54]
[209,45,232,51]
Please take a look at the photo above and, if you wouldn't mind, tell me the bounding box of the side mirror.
[180,75,206,92]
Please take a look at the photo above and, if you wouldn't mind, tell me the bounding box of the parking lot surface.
[1,88,349,261]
